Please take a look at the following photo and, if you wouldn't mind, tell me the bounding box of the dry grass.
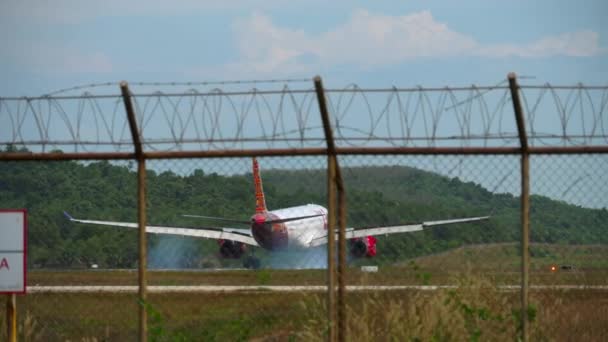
[298,271,519,341]
[7,285,608,341]
[297,270,608,341]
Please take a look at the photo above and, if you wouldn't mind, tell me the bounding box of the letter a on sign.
[0,257,8,270]
[0,209,26,293]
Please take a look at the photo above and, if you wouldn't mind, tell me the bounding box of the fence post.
[336,163,347,342]
[6,294,16,342]
[315,76,348,341]
[327,156,337,341]
[315,76,337,341]
[508,73,530,342]
[120,81,148,342]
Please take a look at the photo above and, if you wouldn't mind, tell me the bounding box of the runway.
[26,284,608,293]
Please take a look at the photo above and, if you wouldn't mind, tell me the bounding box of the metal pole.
[336,164,347,342]
[508,72,530,342]
[327,156,337,342]
[520,150,530,340]
[136,158,147,342]
[121,81,147,342]
[6,294,16,342]
[120,82,143,156]
[314,76,338,341]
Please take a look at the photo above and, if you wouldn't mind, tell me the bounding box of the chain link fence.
[1,75,607,341]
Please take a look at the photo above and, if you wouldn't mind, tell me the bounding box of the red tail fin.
[253,157,267,213]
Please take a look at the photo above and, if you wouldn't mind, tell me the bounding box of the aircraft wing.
[309,215,489,247]
[64,212,259,247]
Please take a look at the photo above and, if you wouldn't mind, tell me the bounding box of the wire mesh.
[329,154,523,340]
[143,156,330,340]
[527,154,608,341]
[0,159,139,340]
[529,154,608,276]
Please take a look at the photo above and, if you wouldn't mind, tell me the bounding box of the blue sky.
[1,0,607,96]
[1,1,606,208]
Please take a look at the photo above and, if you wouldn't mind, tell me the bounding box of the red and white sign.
[0,209,27,294]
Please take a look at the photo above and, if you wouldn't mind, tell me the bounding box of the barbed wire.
[1,82,607,152]
[37,78,313,97]
[5,82,608,101]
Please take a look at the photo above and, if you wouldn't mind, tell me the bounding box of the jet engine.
[218,240,246,259]
[348,236,377,258]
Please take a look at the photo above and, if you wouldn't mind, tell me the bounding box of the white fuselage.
[263,204,327,249]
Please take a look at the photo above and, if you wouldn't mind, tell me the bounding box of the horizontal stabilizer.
[183,213,324,225]
[268,213,325,224]
[182,215,250,225]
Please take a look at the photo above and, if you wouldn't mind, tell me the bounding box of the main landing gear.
[243,254,261,269]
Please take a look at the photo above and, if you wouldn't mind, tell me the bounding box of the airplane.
[64,158,490,268]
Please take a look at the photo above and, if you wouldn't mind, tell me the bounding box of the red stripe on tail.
[253,158,267,213]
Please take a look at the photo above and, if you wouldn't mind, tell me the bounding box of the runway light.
[550,265,557,272]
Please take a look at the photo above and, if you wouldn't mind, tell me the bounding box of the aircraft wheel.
[243,256,261,269]
[250,257,261,269]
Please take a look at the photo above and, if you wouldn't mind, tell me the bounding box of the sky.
[1,0,607,96]
[0,1,606,209]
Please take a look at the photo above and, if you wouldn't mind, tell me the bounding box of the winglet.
[63,211,74,221]
[252,157,267,213]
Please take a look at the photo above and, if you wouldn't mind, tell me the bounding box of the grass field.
[10,289,608,341]
[5,243,608,341]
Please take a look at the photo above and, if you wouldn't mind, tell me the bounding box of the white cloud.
[318,10,478,64]
[231,10,605,74]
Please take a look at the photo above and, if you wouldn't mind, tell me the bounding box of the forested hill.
[265,166,607,249]
[0,156,606,268]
